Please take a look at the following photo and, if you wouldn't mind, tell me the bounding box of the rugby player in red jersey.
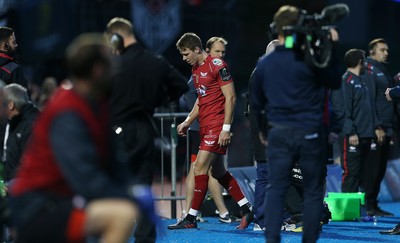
[168,32,253,230]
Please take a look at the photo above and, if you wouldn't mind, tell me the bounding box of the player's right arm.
[177,98,199,136]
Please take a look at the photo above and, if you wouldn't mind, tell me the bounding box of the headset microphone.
[110,33,124,53]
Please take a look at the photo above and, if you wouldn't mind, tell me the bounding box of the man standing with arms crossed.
[168,32,253,230]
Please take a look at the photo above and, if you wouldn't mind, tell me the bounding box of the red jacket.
[11,87,110,197]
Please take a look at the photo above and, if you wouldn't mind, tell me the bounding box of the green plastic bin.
[324,197,360,221]
[327,192,365,205]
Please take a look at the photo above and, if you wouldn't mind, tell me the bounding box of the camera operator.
[251,5,341,243]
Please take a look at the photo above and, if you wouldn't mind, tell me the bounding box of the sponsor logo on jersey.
[212,58,223,66]
[370,142,377,150]
[219,67,231,81]
[200,72,208,77]
[204,140,215,146]
[197,85,207,97]
[349,146,357,152]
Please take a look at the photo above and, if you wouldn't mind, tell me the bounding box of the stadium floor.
[153,201,400,243]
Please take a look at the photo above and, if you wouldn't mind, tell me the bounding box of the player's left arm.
[219,82,236,146]
[221,82,236,125]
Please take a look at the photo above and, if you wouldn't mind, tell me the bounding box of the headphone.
[110,33,124,53]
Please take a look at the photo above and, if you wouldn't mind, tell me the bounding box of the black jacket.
[341,71,377,138]
[110,43,188,125]
[362,58,394,135]
[252,46,341,131]
[0,52,27,87]
[3,104,39,181]
[330,88,344,134]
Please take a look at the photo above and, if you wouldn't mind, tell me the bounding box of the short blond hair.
[206,37,228,50]
[105,17,134,37]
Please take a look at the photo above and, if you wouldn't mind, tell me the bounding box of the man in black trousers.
[105,17,188,243]
[251,5,341,242]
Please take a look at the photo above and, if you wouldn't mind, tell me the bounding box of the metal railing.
[153,112,189,219]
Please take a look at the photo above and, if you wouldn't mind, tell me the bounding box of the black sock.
[240,202,253,214]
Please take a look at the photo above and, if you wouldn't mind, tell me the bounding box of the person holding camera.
[251,5,341,242]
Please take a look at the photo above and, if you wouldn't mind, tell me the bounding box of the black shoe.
[167,218,198,230]
[321,203,332,224]
[219,213,241,223]
[236,212,254,229]
[284,214,303,225]
[379,224,400,235]
[367,207,394,217]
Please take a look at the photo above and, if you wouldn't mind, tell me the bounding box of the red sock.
[191,174,209,210]
[217,172,245,202]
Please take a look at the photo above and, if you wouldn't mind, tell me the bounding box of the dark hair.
[344,49,365,68]
[206,37,228,50]
[105,17,133,37]
[66,33,111,79]
[0,27,14,43]
[176,32,203,51]
[368,38,386,52]
[273,5,299,36]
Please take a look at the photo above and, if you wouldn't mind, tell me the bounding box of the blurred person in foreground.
[168,32,253,230]
[104,17,188,242]
[9,33,139,243]
[182,36,240,224]
[251,5,341,242]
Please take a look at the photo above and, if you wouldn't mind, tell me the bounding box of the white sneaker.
[253,223,266,231]
[281,222,296,231]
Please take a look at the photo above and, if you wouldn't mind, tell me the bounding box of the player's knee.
[112,200,137,223]
[192,163,207,176]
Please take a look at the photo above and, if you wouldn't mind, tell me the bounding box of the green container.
[324,197,360,221]
[327,192,365,205]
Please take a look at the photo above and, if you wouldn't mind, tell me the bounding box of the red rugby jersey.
[192,55,233,127]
